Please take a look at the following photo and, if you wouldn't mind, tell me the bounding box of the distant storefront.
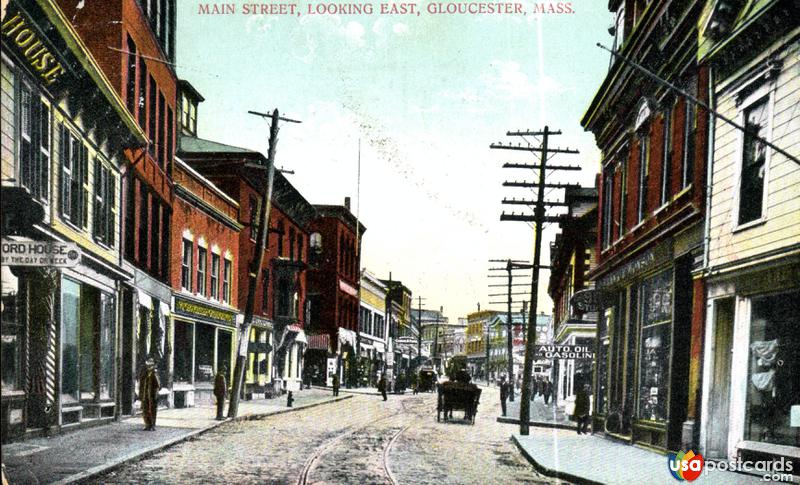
[171,294,237,406]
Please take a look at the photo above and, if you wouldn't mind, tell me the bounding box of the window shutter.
[81,145,89,227]
[93,158,102,238]
[108,175,116,246]
[59,124,69,217]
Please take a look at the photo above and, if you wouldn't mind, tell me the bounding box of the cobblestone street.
[89,386,559,484]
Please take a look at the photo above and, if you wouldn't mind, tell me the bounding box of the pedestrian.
[139,359,160,431]
[499,375,510,417]
[378,373,388,401]
[214,366,227,420]
[332,373,340,397]
[574,384,591,435]
[531,379,539,401]
[543,379,553,405]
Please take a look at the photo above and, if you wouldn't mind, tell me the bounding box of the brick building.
[169,157,240,406]
[305,200,365,387]
[582,0,710,451]
[176,83,315,393]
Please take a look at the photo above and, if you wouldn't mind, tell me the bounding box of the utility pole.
[415,295,427,369]
[491,126,580,435]
[432,306,442,373]
[229,109,300,418]
[488,259,532,401]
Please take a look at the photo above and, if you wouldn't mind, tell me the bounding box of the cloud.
[392,23,409,35]
[340,21,366,46]
[480,60,563,101]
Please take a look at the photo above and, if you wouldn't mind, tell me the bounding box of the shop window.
[217,330,232,380]
[210,253,220,299]
[744,291,800,446]
[223,259,232,304]
[738,96,769,225]
[1,267,21,393]
[197,246,207,295]
[173,322,192,383]
[59,125,88,227]
[19,84,50,202]
[93,160,116,246]
[195,323,215,383]
[181,239,192,290]
[99,292,116,400]
[637,270,673,422]
[61,278,81,405]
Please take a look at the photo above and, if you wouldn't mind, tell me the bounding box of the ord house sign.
[174,295,237,326]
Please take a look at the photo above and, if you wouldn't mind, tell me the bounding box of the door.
[706,298,734,458]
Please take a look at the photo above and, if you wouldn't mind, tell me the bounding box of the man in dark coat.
[378,374,388,401]
[139,360,160,431]
[332,373,340,396]
[574,384,591,434]
[214,366,227,420]
[499,375,510,416]
[543,379,553,404]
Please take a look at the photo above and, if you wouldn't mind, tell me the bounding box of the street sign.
[1,240,80,268]
[534,344,594,360]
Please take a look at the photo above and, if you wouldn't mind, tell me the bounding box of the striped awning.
[307,334,330,351]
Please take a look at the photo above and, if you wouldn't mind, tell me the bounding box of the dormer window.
[178,80,204,136]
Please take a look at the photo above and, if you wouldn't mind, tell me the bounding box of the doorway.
[705,297,734,458]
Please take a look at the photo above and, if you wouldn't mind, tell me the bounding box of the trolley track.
[296,395,428,485]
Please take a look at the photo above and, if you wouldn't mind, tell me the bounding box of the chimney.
[344,197,351,210]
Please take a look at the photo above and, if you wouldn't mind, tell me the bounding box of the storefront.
[593,239,695,451]
[171,294,237,406]
[700,260,800,466]
[245,316,274,399]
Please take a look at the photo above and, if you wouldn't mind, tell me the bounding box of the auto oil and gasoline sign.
[1,240,81,268]
[535,344,594,360]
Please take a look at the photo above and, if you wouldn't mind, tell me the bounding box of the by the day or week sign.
[535,344,595,360]
[1,240,80,267]
[2,11,66,85]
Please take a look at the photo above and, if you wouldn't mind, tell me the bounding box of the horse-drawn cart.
[437,381,481,424]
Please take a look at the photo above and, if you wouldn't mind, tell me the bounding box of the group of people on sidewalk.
[497,375,591,435]
[329,373,389,401]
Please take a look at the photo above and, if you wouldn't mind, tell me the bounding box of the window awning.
[307,334,330,351]
[338,328,357,347]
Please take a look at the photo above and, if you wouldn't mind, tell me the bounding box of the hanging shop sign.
[2,11,66,85]
[1,240,80,267]
[597,242,672,289]
[570,288,599,313]
[174,295,236,326]
[535,344,594,360]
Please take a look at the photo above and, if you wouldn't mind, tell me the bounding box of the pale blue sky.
[176,2,614,321]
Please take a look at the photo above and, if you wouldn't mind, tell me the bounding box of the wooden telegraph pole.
[228,109,300,418]
[491,126,580,435]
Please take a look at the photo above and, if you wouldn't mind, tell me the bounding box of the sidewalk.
[512,428,766,485]
[498,394,576,430]
[2,388,350,485]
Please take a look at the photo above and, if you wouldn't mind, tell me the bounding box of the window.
[738,97,769,225]
[682,92,697,188]
[197,246,207,295]
[1,267,21,393]
[19,84,50,202]
[93,160,116,246]
[661,107,673,206]
[126,35,137,115]
[125,179,136,259]
[297,234,304,262]
[158,92,165,168]
[138,62,147,128]
[277,221,285,256]
[744,291,800,446]
[181,93,189,130]
[637,136,649,223]
[181,239,192,290]
[262,271,270,313]
[602,169,613,248]
[189,101,196,134]
[160,209,170,278]
[249,196,259,241]
[148,75,156,154]
[167,107,173,170]
[210,253,220,299]
[59,125,88,226]
[637,270,672,422]
[289,227,295,260]
[619,159,627,238]
[223,259,232,304]
[138,184,149,265]
[150,202,160,274]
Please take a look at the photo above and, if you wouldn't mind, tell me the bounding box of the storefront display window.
[61,278,81,404]
[80,286,97,400]
[174,321,193,383]
[637,270,672,422]
[744,291,800,446]
[195,323,215,383]
[99,292,116,400]
[1,267,22,393]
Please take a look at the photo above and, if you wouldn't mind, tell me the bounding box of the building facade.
[582,0,709,452]
[695,0,799,466]
[358,269,388,387]
[2,0,146,440]
[548,186,598,405]
[464,310,497,381]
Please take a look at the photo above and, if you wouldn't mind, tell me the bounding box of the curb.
[51,394,353,485]
[510,435,603,485]
[497,416,577,431]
